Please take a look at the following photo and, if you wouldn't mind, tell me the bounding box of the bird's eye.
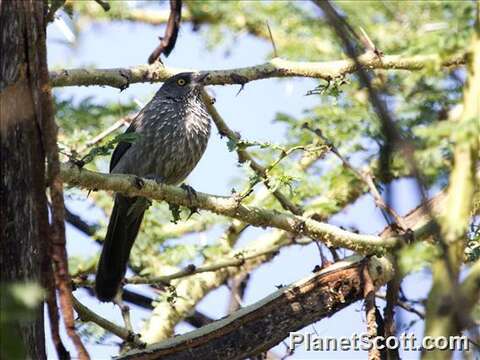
[177,78,186,86]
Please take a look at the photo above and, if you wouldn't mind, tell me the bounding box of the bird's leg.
[113,291,134,333]
[180,183,197,202]
[180,183,199,219]
[132,176,145,189]
[113,292,145,347]
[186,206,199,220]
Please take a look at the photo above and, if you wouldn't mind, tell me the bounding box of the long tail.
[95,194,146,302]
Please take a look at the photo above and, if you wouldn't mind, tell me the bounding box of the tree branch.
[459,259,480,313]
[363,265,382,360]
[375,293,425,319]
[35,4,89,357]
[423,29,480,359]
[138,149,338,343]
[202,91,303,215]
[49,53,465,89]
[140,182,453,346]
[83,287,215,329]
[65,207,97,236]
[117,256,394,360]
[116,184,455,359]
[72,296,145,348]
[72,246,282,287]
[147,0,182,64]
[59,162,399,255]
[303,124,408,231]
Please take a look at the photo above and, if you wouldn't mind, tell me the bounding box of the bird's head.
[158,72,209,99]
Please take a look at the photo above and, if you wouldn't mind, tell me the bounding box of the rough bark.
[0,1,50,358]
[118,256,393,360]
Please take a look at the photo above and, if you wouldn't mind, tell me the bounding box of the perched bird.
[95,72,211,302]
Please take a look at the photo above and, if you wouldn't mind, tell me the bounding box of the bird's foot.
[186,207,199,220]
[133,176,144,189]
[180,183,198,205]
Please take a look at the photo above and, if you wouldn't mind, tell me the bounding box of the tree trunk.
[0,1,52,358]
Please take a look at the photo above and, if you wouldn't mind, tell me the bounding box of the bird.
[95,72,212,302]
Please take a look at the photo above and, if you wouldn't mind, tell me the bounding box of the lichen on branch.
[60,162,400,254]
[49,52,465,89]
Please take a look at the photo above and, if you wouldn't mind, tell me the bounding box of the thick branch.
[131,183,452,350]
[423,30,480,359]
[119,185,453,359]
[118,256,394,360]
[49,53,465,89]
[60,163,399,254]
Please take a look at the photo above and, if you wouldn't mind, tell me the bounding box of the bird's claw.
[133,176,144,189]
[181,184,197,205]
[186,207,199,220]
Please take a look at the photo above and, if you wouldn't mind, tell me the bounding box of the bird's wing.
[109,121,138,173]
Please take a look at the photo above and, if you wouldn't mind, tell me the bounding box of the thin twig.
[85,287,215,328]
[303,124,408,231]
[73,247,280,288]
[266,22,278,57]
[237,145,313,202]
[202,90,303,215]
[376,293,425,319]
[80,116,131,152]
[72,296,145,348]
[358,26,382,56]
[148,0,182,64]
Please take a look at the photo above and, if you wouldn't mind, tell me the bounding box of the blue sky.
[46,6,434,360]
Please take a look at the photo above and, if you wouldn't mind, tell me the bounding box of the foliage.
[0,283,45,359]
[56,0,478,350]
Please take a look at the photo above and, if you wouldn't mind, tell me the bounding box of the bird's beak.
[193,72,210,86]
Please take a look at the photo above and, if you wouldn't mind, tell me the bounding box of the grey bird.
[95,72,211,302]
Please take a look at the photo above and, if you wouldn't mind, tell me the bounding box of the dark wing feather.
[110,121,137,173]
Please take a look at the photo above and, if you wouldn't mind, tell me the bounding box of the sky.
[45,4,440,360]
